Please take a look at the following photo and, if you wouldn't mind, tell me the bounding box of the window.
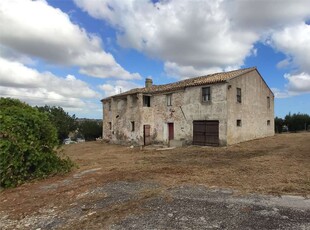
[237,119,242,127]
[108,101,111,111]
[143,95,151,107]
[237,88,241,103]
[131,121,135,131]
[267,120,270,126]
[202,87,211,102]
[108,122,112,130]
[167,94,172,106]
[267,96,270,109]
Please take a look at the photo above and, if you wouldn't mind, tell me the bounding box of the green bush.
[0,98,73,188]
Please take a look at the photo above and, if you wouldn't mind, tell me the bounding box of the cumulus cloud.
[0,57,101,109]
[284,72,310,93]
[0,0,140,80]
[74,0,310,96]
[99,80,142,97]
[271,72,310,99]
[225,0,310,31]
[271,23,310,73]
[74,0,258,77]
[164,62,223,80]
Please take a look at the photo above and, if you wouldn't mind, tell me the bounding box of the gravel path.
[2,181,309,229]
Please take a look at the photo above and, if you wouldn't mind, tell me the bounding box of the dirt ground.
[0,132,309,229]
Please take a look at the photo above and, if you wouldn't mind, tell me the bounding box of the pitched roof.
[102,67,256,101]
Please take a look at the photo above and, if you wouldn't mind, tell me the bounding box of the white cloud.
[74,0,310,96]
[271,88,290,99]
[74,0,258,77]
[0,57,101,108]
[164,62,223,80]
[271,72,310,99]
[0,0,140,80]
[99,80,142,97]
[284,72,310,93]
[225,0,310,31]
[271,23,310,73]
[276,58,292,69]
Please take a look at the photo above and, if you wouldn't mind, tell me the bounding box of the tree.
[274,117,284,133]
[78,120,102,141]
[285,113,310,132]
[37,106,77,143]
[0,98,73,188]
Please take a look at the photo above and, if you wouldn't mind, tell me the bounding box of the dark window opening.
[237,119,242,127]
[267,120,270,126]
[108,122,112,130]
[202,87,211,102]
[267,96,270,109]
[108,101,111,111]
[143,95,151,107]
[237,88,242,103]
[131,121,135,131]
[167,94,172,106]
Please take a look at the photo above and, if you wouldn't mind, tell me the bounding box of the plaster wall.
[226,70,274,145]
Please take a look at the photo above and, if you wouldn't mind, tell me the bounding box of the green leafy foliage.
[0,98,73,188]
[284,113,310,132]
[77,120,102,141]
[275,113,310,133]
[37,105,77,144]
[274,117,284,133]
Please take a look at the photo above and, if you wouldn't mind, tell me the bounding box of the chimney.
[145,78,153,88]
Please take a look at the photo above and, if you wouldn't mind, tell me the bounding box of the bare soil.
[0,132,309,229]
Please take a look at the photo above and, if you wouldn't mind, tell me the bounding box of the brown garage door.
[193,120,219,146]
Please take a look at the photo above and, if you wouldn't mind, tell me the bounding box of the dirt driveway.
[0,133,309,229]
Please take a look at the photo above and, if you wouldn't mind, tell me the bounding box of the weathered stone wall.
[103,94,143,145]
[226,70,275,145]
[103,83,228,146]
[102,70,274,146]
[139,83,228,146]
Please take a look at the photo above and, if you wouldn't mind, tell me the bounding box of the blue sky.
[0,0,310,119]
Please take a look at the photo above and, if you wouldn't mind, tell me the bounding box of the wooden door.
[193,120,219,146]
[168,123,174,140]
[144,125,151,145]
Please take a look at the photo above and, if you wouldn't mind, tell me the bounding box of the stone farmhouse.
[101,67,274,146]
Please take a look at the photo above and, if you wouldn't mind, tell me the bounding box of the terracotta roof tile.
[102,67,256,101]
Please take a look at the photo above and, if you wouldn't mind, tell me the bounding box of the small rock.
[180,216,188,221]
[81,205,88,211]
[168,213,173,217]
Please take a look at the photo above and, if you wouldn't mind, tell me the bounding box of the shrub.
[78,120,102,141]
[37,105,77,144]
[0,98,73,188]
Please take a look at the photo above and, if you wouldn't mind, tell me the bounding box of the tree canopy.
[275,113,310,133]
[0,98,73,188]
[37,105,77,143]
[78,120,102,141]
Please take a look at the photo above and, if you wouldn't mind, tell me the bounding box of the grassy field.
[65,132,310,196]
[1,132,309,222]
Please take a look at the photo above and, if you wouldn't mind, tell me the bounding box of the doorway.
[168,123,174,140]
[144,125,151,145]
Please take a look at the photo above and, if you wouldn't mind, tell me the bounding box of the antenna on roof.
[119,88,122,93]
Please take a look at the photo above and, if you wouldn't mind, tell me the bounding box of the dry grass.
[0,132,309,220]
[64,132,310,196]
